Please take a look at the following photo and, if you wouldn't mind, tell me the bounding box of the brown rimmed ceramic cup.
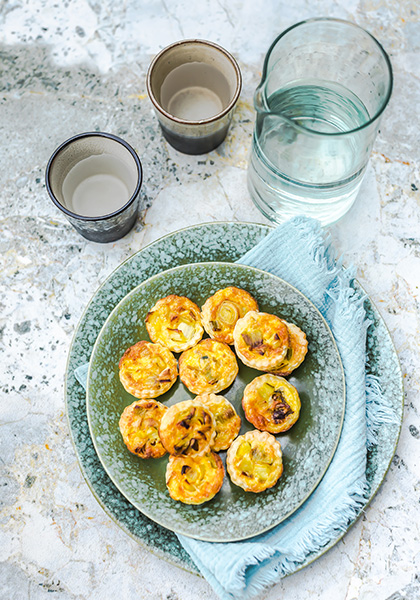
[46,132,143,243]
[147,39,242,154]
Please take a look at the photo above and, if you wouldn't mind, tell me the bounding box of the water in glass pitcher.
[248,79,371,225]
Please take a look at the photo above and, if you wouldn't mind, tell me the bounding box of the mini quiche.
[178,338,238,395]
[159,399,216,456]
[119,399,167,459]
[201,287,259,345]
[145,294,204,353]
[242,374,301,434]
[119,340,178,399]
[196,393,241,452]
[226,430,283,493]
[233,311,290,371]
[166,452,224,504]
[270,321,308,377]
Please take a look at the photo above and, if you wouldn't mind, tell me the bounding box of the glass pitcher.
[247,18,393,226]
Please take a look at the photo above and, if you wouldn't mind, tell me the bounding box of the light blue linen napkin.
[75,216,394,600]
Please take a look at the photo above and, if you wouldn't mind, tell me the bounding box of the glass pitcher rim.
[256,17,393,137]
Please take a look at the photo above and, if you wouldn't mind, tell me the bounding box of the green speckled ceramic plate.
[86,261,345,542]
[65,222,403,570]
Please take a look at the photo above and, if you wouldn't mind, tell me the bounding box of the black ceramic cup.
[147,39,242,155]
[46,132,143,243]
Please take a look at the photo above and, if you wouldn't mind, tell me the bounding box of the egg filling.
[166,452,224,504]
[233,311,290,371]
[119,340,178,398]
[119,399,167,459]
[201,287,259,345]
[159,399,216,456]
[242,374,301,434]
[179,338,238,395]
[145,294,204,353]
[196,393,241,451]
[226,430,283,493]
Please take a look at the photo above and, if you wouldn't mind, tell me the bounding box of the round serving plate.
[65,222,403,571]
[86,262,345,542]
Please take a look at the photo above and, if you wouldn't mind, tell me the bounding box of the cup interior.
[47,134,140,218]
[148,40,241,123]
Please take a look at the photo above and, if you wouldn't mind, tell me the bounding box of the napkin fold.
[176,216,373,599]
[75,216,397,600]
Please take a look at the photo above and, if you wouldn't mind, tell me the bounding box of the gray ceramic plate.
[65,222,403,571]
[86,262,345,542]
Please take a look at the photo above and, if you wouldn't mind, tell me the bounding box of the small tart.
[226,430,283,493]
[145,294,204,353]
[179,338,238,395]
[166,452,224,504]
[159,399,216,456]
[119,340,178,399]
[201,287,259,345]
[196,393,241,452]
[242,374,301,434]
[233,311,290,371]
[119,399,167,459]
[270,321,308,377]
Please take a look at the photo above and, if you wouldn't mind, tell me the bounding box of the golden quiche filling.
[166,452,224,504]
[145,294,204,353]
[119,340,178,399]
[242,373,301,434]
[178,338,238,395]
[270,321,308,376]
[196,393,241,452]
[201,286,259,345]
[159,399,216,456]
[226,430,283,493]
[119,399,167,459]
[115,290,311,503]
[233,311,290,371]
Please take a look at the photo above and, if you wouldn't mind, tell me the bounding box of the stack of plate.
[65,222,402,572]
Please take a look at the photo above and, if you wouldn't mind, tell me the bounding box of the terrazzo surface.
[1,1,419,599]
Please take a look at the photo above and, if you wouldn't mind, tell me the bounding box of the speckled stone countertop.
[1,1,419,599]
